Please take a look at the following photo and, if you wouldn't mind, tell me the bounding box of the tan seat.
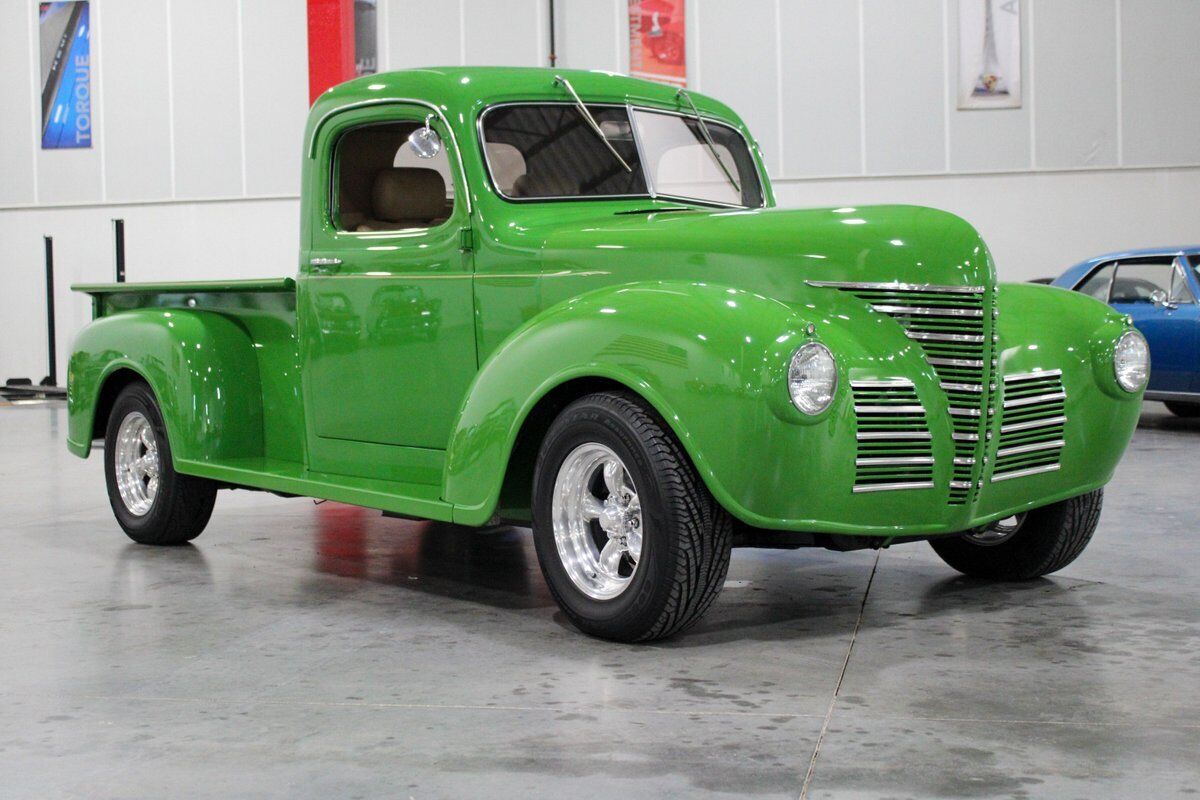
[355,168,447,231]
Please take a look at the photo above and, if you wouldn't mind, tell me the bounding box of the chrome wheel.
[114,411,160,516]
[551,443,644,600]
[963,512,1026,546]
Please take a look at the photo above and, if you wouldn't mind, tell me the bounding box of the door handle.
[309,257,342,274]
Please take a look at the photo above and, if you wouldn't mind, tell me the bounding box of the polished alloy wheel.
[114,411,160,516]
[551,443,644,600]
[963,512,1027,546]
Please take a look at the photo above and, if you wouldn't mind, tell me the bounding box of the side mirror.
[1149,289,1176,310]
[407,115,441,159]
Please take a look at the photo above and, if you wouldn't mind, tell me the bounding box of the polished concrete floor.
[1,401,1197,799]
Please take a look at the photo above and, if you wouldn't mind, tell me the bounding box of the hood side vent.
[992,371,1066,482]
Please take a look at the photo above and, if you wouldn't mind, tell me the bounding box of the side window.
[1111,260,1185,303]
[333,122,454,233]
[1075,262,1115,301]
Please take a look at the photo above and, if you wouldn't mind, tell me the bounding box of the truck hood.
[536,204,994,304]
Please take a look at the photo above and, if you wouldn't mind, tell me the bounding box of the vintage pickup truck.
[69,68,1147,642]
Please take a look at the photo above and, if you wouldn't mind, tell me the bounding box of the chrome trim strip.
[1003,369,1063,383]
[1001,415,1067,433]
[806,280,986,294]
[953,457,976,466]
[927,356,984,368]
[952,432,979,442]
[856,431,932,440]
[871,304,984,318]
[1003,391,1066,408]
[941,382,982,393]
[906,331,985,344]
[850,378,915,389]
[949,406,982,417]
[854,404,926,414]
[852,481,935,494]
[996,439,1065,458]
[991,463,1062,483]
[855,456,935,466]
[1144,390,1200,402]
[949,480,972,490]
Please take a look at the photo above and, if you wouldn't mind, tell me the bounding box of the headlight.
[1113,329,1149,392]
[788,342,837,415]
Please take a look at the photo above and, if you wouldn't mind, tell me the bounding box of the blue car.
[1053,247,1200,417]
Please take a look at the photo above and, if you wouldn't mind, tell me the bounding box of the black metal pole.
[43,236,57,387]
[113,218,126,282]
[548,0,557,67]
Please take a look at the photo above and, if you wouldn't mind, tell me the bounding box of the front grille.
[809,281,992,504]
[850,379,934,493]
[992,370,1066,482]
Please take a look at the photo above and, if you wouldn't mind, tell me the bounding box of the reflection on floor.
[1,401,1198,799]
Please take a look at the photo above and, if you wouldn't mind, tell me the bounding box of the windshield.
[481,103,763,208]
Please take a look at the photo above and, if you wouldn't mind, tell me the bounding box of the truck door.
[299,108,476,461]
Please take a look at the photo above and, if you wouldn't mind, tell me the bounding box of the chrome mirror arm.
[554,75,633,173]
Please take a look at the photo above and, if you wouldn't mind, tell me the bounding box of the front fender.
[443,280,839,526]
[67,309,265,463]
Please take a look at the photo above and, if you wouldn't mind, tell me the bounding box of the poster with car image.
[958,0,1021,109]
[628,0,686,88]
[39,1,92,149]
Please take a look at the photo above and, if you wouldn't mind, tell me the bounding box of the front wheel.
[531,392,732,642]
[1164,401,1200,418]
[104,382,217,545]
[930,489,1103,580]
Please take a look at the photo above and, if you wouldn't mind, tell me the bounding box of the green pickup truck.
[68,67,1148,642]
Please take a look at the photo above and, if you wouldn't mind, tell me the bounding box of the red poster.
[628,0,686,87]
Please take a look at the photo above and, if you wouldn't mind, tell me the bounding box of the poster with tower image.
[958,0,1021,109]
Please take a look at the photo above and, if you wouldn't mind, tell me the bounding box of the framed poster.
[628,0,686,88]
[958,0,1021,110]
[354,0,377,77]
[39,1,92,149]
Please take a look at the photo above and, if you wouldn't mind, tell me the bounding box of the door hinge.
[458,227,474,253]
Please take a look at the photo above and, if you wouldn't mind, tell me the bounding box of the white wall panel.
[463,0,543,67]
[695,0,780,175]
[948,0,1030,172]
[241,0,308,196]
[101,0,173,201]
[557,0,623,73]
[0,1,37,205]
[862,0,945,174]
[170,0,244,198]
[384,0,463,68]
[778,0,862,177]
[1032,0,1118,169]
[1121,0,1200,166]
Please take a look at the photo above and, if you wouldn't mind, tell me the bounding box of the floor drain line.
[799,549,881,800]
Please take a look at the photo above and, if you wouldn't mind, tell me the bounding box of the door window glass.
[1110,261,1176,303]
[1075,263,1115,301]
[334,122,455,232]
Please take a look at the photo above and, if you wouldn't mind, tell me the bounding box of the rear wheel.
[1164,401,1200,418]
[531,392,732,642]
[104,382,217,545]
[930,489,1103,580]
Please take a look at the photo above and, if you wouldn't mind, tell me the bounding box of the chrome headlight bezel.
[1113,329,1150,393]
[788,342,838,415]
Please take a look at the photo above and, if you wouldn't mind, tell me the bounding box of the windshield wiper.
[675,88,741,196]
[554,75,633,173]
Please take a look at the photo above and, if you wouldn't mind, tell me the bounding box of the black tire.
[531,392,733,642]
[930,489,1103,580]
[1164,401,1200,418]
[104,382,217,545]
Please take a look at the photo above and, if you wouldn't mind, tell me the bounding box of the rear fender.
[67,309,265,463]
